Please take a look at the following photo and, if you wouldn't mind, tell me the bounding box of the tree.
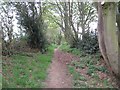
[97,2,119,78]
[52,2,76,47]
[0,2,14,56]
[116,2,120,61]
[14,2,47,53]
[77,2,97,39]
[47,2,97,48]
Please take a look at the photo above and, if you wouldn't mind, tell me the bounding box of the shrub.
[77,32,99,54]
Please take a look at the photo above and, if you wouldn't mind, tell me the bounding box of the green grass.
[59,42,86,56]
[68,66,88,88]
[2,45,55,88]
[59,42,72,52]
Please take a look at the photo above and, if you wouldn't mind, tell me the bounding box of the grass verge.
[2,45,55,88]
[60,43,117,88]
[68,55,115,88]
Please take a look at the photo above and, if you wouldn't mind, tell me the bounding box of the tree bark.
[116,7,120,76]
[97,2,120,78]
[102,3,119,77]
[97,2,111,69]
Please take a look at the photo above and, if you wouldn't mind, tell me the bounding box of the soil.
[45,48,79,88]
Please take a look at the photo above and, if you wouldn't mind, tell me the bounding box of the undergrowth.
[60,43,116,88]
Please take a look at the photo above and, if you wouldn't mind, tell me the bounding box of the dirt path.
[45,48,79,88]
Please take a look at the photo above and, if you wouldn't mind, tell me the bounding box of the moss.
[102,2,116,15]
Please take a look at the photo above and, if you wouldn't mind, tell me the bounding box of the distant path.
[45,47,79,88]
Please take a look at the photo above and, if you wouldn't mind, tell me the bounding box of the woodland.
[0,1,120,88]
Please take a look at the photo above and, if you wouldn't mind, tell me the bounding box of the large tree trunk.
[98,2,119,78]
[116,6,120,77]
[97,2,111,69]
[102,2,119,77]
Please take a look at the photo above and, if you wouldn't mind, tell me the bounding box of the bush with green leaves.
[77,32,99,54]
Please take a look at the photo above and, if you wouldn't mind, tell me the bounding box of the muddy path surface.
[45,48,79,88]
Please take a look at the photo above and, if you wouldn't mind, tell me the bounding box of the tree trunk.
[102,2,119,77]
[97,2,111,69]
[64,2,75,47]
[116,8,120,77]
